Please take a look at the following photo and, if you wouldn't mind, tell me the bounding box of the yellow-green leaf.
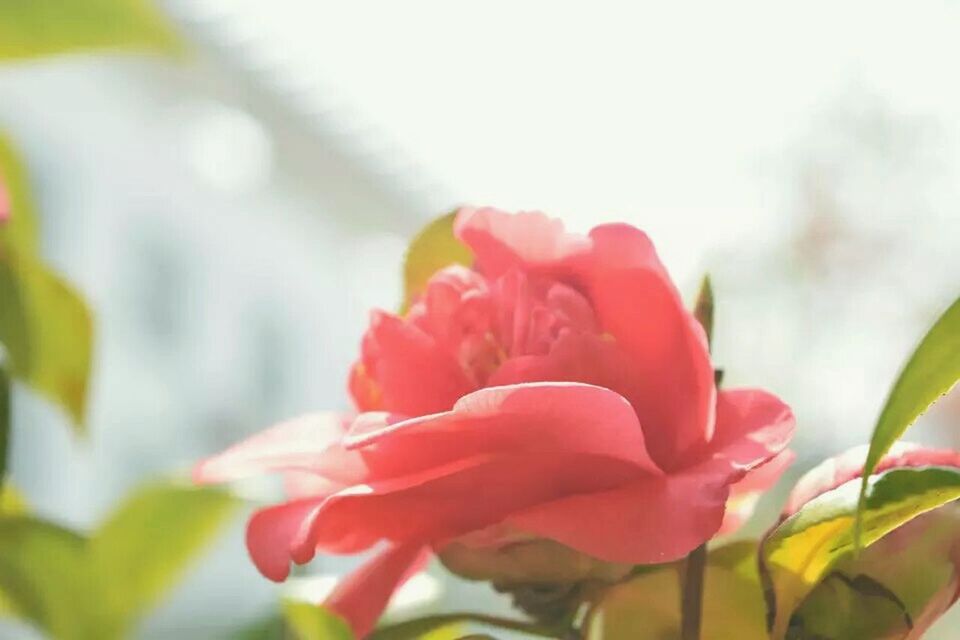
[283,601,354,640]
[0,516,94,640]
[0,0,180,61]
[89,482,237,633]
[0,482,27,515]
[857,296,960,540]
[786,503,960,639]
[585,541,767,640]
[761,467,960,639]
[0,254,93,430]
[401,211,473,312]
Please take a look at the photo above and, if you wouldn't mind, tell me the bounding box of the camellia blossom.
[779,443,960,639]
[195,207,795,637]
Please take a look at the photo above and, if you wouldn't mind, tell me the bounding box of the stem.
[680,543,707,640]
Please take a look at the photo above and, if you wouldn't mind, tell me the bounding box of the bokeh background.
[2,1,959,637]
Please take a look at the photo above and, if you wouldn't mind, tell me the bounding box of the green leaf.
[401,211,473,312]
[856,296,960,540]
[761,466,960,639]
[0,481,236,639]
[0,133,95,431]
[0,482,28,515]
[585,541,767,640]
[0,133,39,255]
[786,503,960,639]
[0,257,31,377]
[90,482,237,633]
[0,368,9,480]
[692,275,714,348]
[0,254,94,430]
[225,615,286,640]
[282,601,354,640]
[0,0,180,61]
[0,516,94,640]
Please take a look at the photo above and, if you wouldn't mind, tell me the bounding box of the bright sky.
[179,0,960,280]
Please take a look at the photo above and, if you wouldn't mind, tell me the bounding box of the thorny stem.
[680,543,708,640]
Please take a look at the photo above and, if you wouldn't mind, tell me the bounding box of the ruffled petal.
[719,450,795,534]
[504,470,730,564]
[454,208,716,469]
[193,413,367,486]
[581,223,716,468]
[454,207,589,277]
[693,388,796,479]
[300,452,645,558]
[247,499,324,581]
[325,543,430,639]
[501,389,791,561]
[345,382,661,476]
[358,310,474,415]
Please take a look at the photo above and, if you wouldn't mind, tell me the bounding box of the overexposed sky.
[175,0,960,281]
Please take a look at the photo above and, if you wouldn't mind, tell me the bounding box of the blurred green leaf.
[761,467,960,639]
[856,296,960,540]
[401,211,473,312]
[692,274,714,348]
[0,133,39,255]
[585,542,766,640]
[371,613,559,640]
[0,254,93,430]
[0,368,8,479]
[0,483,27,515]
[283,601,354,640]
[225,615,286,640]
[0,0,180,61]
[0,481,236,639]
[0,516,94,640]
[0,257,31,379]
[90,483,237,633]
[0,133,94,431]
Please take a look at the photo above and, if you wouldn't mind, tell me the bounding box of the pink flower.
[195,208,794,637]
[780,443,960,639]
[0,178,10,223]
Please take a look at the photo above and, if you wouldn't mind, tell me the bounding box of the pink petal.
[454,207,589,277]
[301,452,645,558]
[504,470,730,564]
[697,388,796,476]
[193,413,368,486]
[501,389,791,561]
[358,310,474,415]
[783,443,960,518]
[454,208,716,469]
[247,499,324,581]
[719,449,795,534]
[581,223,716,468]
[0,180,10,223]
[325,543,431,639]
[345,382,662,476]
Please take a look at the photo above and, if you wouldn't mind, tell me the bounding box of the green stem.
[680,544,707,640]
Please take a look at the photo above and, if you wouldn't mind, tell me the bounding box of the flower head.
[195,208,794,637]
